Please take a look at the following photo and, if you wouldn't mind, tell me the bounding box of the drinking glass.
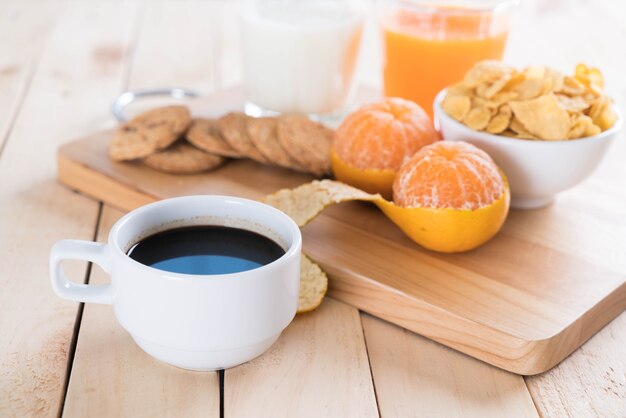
[380,0,518,119]
[240,0,365,119]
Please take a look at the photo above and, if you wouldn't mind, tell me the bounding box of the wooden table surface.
[0,0,624,417]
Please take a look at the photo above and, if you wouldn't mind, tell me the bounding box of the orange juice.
[383,7,512,119]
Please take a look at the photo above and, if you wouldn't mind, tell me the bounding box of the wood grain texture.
[0,2,139,416]
[361,314,538,418]
[64,2,222,417]
[56,122,626,376]
[225,298,378,418]
[505,0,626,277]
[0,0,57,152]
[526,313,626,418]
[0,0,622,416]
[63,206,220,418]
[507,1,626,416]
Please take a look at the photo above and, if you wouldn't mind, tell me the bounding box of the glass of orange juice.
[380,0,518,119]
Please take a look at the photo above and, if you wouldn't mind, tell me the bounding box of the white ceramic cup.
[50,195,301,371]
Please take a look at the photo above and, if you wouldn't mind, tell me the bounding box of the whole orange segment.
[332,97,439,197]
[387,141,510,252]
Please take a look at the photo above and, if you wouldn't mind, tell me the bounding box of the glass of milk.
[240,0,364,119]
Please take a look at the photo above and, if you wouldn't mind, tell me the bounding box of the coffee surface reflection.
[127,225,285,275]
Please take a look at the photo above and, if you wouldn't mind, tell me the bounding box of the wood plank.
[0,2,140,416]
[3,1,623,418]
[225,298,378,418]
[53,0,626,379]
[64,1,221,416]
[0,0,58,152]
[362,314,538,418]
[525,311,626,418]
[506,1,626,415]
[63,206,220,418]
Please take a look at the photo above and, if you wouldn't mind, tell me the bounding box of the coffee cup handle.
[50,240,114,304]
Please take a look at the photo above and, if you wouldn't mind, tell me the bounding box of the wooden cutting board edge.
[326,266,626,375]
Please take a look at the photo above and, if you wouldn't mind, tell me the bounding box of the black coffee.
[127,225,285,275]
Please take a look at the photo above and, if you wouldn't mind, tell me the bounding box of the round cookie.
[109,105,191,161]
[218,112,267,163]
[143,141,225,174]
[277,115,334,176]
[246,117,306,172]
[186,118,242,158]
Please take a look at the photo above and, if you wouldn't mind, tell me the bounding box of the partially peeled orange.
[331,97,439,199]
[266,141,510,253]
[379,141,510,253]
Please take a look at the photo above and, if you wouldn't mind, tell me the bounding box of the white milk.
[241,0,364,116]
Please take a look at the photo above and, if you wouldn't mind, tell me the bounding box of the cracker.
[246,117,306,172]
[218,112,267,163]
[109,105,191,161]
[262,179,378,227]
[277,116,334,177]
[297,254,328,313]
[186,118,242,158]
[143,140,225,174]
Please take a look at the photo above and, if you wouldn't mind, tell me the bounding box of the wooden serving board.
[56,91,626,376]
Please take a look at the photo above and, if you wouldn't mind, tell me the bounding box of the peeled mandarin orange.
[331,97,439,199]
[393,141,505,209]
[375,141,510,253]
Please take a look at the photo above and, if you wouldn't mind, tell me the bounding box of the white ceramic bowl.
[433,89,623,209]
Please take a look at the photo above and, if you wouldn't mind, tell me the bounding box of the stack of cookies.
[109,105,334,176]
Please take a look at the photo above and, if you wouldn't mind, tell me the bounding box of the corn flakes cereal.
[442,61,617,140]
[508,94,570,141]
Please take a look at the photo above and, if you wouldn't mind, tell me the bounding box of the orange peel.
[263,179,510,253]
[374,181,510,253]
[330,150,396,200]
